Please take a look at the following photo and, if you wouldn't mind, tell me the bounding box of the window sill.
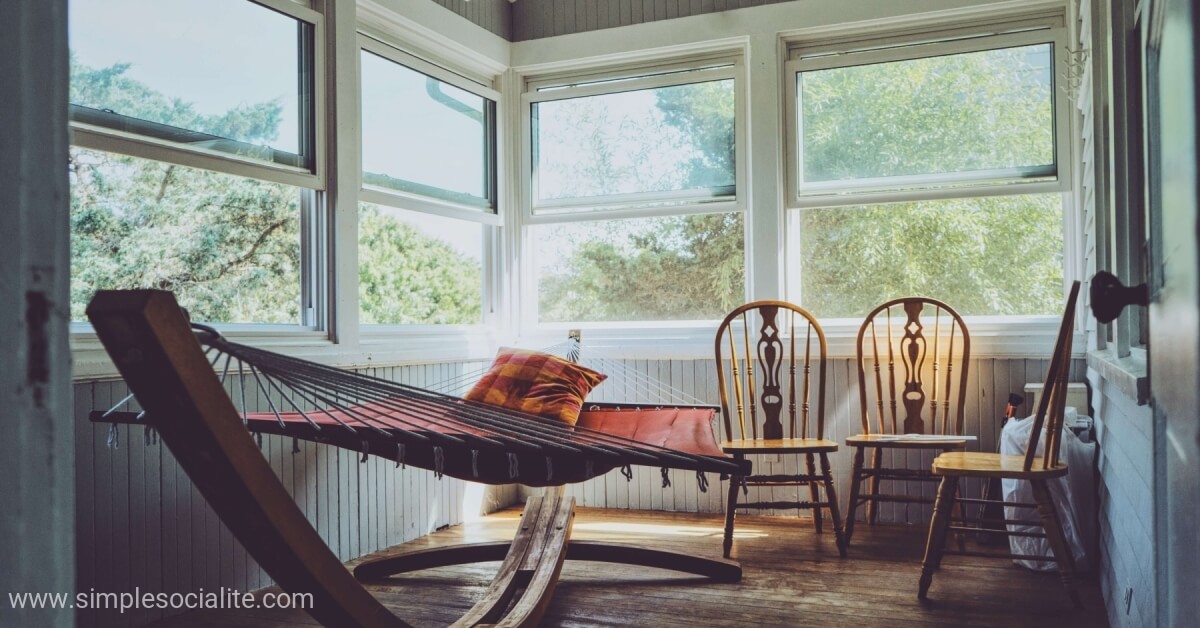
[1086,346,1150,405]
[71,325,498,383]
[522,316,1077,360]
[71,316,1079,382]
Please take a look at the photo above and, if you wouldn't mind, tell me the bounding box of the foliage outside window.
[358,204,483,325]
[68,0,314,325]
[535,213,744,322]
[70,148,303,324]
[528,66,744,323]
[790,36,1065,317]
[795,195,1063,317]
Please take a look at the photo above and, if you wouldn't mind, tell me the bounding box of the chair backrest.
[714,301,827,441]
[855,297,970,436]
[1024,281,1081,471]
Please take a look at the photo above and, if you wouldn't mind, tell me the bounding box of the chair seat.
[846,434,969,450]
[931,451,1068,479]
[720,438,838,454]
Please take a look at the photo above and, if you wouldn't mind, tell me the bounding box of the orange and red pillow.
[465,347,606,426]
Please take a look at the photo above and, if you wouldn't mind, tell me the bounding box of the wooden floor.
[152,506,1107,627]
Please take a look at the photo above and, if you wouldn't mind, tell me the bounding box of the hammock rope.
[94,325,744,484]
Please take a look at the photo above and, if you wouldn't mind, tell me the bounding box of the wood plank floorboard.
[150,506,1107,627]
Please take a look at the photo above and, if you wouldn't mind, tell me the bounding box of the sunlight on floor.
[573,520,767,539]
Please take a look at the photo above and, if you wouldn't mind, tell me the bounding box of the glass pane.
[69,0,311,168]
[799,44,1054,183]
[534,79,735,205]
[795,194,1064,317]
[358,204,483,325]
[70,148,302,324]
[535,213,744,322]
[361,51,492,207]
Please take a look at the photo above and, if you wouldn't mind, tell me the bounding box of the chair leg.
[952,482,967,553]
[867,448,884,525]
[1031,479,1083,609]
[918,476,958,600]
[844,447,865,546]
[723,455,743,559]
[806,453,823,533]
[818,453,847,558]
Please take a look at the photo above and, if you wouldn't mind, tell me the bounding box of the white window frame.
[782,18,1077,329]
[515,54,748,335]
[354,33,502,335]
[357,34,503,224]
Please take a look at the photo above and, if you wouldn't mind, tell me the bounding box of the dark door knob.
[1090,270,1149,323]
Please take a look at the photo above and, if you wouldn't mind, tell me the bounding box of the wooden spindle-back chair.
[844,297,972,547]
[714,301,845,558]
[917,281,1083,607]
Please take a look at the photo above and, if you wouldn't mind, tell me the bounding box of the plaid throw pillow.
[465,348,607,426]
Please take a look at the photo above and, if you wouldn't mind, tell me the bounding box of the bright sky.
[360,51,486,197]
[70,0,301,153]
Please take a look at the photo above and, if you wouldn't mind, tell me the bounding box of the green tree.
[357,204,481,325]
[539,213,744,322]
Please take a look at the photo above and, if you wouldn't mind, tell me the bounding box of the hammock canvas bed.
[87,290,750,628]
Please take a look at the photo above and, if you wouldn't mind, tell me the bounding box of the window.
[523,61,745,324]
[357,37,498,327]
[69,0,317,172]
[360,47,495,210]
[531,73,735,213]
[68,0,322,327]
[786,28,1068,318]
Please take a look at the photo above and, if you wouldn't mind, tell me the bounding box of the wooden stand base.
[355,494,742,627]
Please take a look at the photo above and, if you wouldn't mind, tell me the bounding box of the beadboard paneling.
[74,361,514,628]
[431,0,513,40]
[529,357,1087,527]
[1090,374,1155,628]
[511,0,800,41]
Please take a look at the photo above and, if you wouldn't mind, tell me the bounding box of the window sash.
[784,28,1069,207]
[68,0,323,184]
[523,63,741,219]
[358,35,500,215]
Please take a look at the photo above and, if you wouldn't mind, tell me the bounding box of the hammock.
[94,323,742,487]
[86,290,748,628]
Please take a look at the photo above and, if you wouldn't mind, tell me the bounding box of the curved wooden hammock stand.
[87,290,748,628]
